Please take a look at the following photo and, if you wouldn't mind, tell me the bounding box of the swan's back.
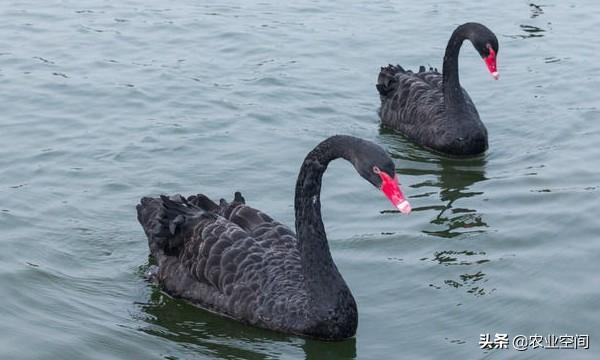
[377,65,446,133]
[136,193,310,333]
[137,192,358,339]
[377,65,487,156]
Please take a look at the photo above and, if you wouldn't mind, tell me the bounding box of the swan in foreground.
[137,135,411,340]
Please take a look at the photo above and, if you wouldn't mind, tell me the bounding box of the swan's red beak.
[378,171,411,214]
[484,47,499,80]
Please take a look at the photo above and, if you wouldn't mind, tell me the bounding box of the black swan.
[376,22,499,156]
[136,135,411,340]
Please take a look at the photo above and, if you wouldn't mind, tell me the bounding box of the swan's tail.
[187,193,220,211]
[376,64,404,97]
[136,194,207,257]
[137,192,245,257]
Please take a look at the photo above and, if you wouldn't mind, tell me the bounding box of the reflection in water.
[425,158,488,238]
[303,338,356,360]
[379,130,488,239]
[506,24,546,39]
[379,130,492,296]
[442,271,488,296]
[136,271,356,360]
[519,24,545,38]
[433,250,489,266]
[529,3,544,18]
[503,4,548,39]
[431,250,492,296]
[138,285,286,360]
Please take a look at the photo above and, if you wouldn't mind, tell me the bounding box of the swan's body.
[377,23,499,156]
[136,135,411,340]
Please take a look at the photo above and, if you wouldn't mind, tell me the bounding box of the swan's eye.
[372,166,381,174]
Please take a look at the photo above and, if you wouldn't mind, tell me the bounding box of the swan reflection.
[136,269,356,359]
[380,130,488,239]
[380,131,492,296]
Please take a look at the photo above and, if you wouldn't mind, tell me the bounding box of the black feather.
[376,23,495,156]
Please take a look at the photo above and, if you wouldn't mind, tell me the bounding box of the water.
[1,0,598,359]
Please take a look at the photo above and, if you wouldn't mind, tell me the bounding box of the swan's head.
[353,141,411,214]
[372,166,411,214]
[468,23,499,80]
[482,43,499,80]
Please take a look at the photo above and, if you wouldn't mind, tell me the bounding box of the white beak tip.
[396,200,412,214]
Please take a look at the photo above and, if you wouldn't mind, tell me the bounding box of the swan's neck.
[294,136,352,293]
[443,27,467,108]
